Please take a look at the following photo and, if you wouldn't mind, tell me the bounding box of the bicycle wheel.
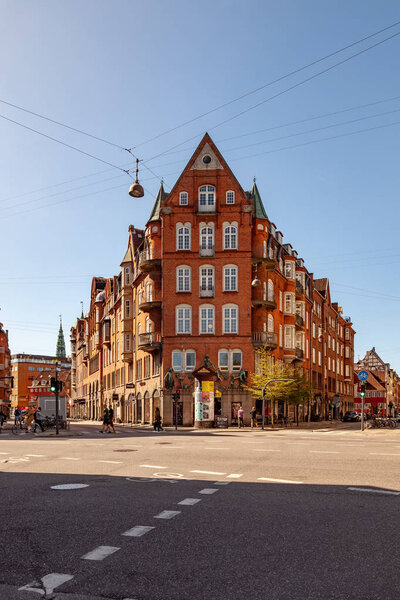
[11,424,20,435]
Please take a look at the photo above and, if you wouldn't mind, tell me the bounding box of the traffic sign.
[358,370,369,381]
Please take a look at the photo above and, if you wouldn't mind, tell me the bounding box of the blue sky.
[1,0,400,367]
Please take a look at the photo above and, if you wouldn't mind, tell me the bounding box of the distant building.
[355,347,399,415]
[0,322,12,415]
[11,354,71,409]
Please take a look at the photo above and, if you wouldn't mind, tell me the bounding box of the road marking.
[122,525,155,537]
[205,447,230,450]
[82,545,120,560]
[153,472,184,479]
[214,481,231,485]
[258,477,303,484]
[199,488,219,494]
[51,484,89,490]
[26,454,46,457]
[140,464,167,469]
[254,449,281,452]
[370,453,400,456]
[178,498,201,506]
[19,573,74,595]
[347,487,400,496]
[166,446,184,449]
[309,450,340,454]
[226,473,243,478]
[98,460,123,464]
[0,452,9,455]
[154,510,181,519]
[286,442,311,445]
[190,469,226,475]
[60,457,80,461]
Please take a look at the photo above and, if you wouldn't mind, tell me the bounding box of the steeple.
[56,315,66,359]
[250,178,268,220]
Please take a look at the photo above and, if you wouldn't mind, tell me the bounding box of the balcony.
[295,314,305,329]
[138,252,161,273]
[295,347,304,360]
[121,349,133,363]
[199,245,215,258]
[295,280,304,297]
[139,298,162,312]
[138,332,162,352]
[252,255,276,270]
[200,286,214,298]
[252,331,278,349]
[252,293,277,310]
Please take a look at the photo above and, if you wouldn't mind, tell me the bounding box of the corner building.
[71,134,355,425]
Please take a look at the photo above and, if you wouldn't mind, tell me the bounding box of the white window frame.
[198,185,216,211]
[218,348,242,372]
[222,304,238,334]
[176,222,191,251]
[223,265,238,292]
[223,222,238,250]
[226,190,235,205]
[176,265,191,292]
[199,265,214,293]
[172,349,196,372]
[125,299,131,318]
[124,266,131,286]
[179,191,188,205]
[199,224,214,250]
[267,314,274,332]
[284,325,295,350]
[199,304,215,335]
[284,261,295,280]
[284,292,295,315]
[176,304,192,335]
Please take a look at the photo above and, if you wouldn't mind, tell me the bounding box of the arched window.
[223,223,238,250]
[198,185,216,211]
[223,265,238,291]
[176,265,191,292]
[267,279,274,302]
[176,304,192,334]
[179,191,188,205]
[222,304,238,334]
[145,316,150,333]
[176,223,191,250]
[226,190,235,205]
[199,304,215,334]
[268,314,274,332]
[200,224,214,251]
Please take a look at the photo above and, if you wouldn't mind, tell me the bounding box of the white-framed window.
[306,339,309,359]
[279,291,283,312]
[284,261,295,280]
[223,304,238,334]
[200,265,214,292]
[284,292,295,314]
[284,325,295,349]
[145,281,152,302]
[199,304,215,334]
[145,316,151,333]
[200,225,214,250]
[124,266,131,286]
[179,191,188,205]
[223,265,238,291]
[226,190,235,204]
[125,299,131,318]
[176,223,191,250]
[312,322,316,338]
[176,304,192,334]
[218,348,242,372]
[268,314,274,332]
[223,223,238,250]
[312,348,316,363]
[172,349,196,372]
[279,324,283,347]
[318,351,322,366]
[125,333,131,352]
[198,185,216,211]
[345,346,350,358]
[176,265,191,292]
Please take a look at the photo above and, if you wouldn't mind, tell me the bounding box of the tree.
[246,347,314,426]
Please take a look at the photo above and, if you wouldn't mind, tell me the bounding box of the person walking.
[108,407,116,434]
[100,407,109,433]
[153,407,163,432]
[33,407,45,433]
[25,405,35,432]
[250,406,257,429]
[238,405,244,429]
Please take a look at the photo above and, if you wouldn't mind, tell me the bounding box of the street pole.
[262,379,294,430]
[55,361,59,436]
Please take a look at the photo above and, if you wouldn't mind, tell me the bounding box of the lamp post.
[262,379,294,430]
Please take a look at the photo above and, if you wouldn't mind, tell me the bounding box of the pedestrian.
[238,405,244,428]
[25,405,35,432]
[33,407,45,433]
[108,406,116,434]
[14,407,23,427]
[153,407,163,432]
[100,407,109,433]
[0,409,7,426]
[250,406,257,428]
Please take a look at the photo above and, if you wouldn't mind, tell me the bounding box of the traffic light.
[172,390,181,402]
[50,377,57,393]
[360,384,365,398]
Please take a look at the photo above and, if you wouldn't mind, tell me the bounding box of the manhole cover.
[114,449,137,452]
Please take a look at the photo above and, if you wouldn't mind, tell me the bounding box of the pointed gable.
[147,182,167,224]
[249,180,268,220]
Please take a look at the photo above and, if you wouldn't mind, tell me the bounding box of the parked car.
[343,411,360,422]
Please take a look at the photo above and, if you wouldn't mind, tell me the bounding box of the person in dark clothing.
[108,407,116,434]
[250,406,257,428]
[153,407,163,432]
[33,407,45,432]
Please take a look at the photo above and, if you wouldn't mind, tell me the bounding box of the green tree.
[246,347,314,426]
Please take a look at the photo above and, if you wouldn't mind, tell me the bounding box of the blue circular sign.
[358,370,369,381]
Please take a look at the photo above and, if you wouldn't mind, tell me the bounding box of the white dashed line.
[60,457,81,461]
[254,449,281,452]
[347,487,400,496]
[140,464,167,469]
[369,453,400,456]
[166,446,184,449]
[26,454,46,457]
[154,510,181,519]
[82,546,120,560]
[178,498,202,506]
[190,469,226,475]
[98,460,123,464]
[258,477,303,484]
[205,447,230,450]
[309,451,339,454]
[19,573,74,595]
[199,488,219,494]
[122,525,155,537]
[226,473,243,478]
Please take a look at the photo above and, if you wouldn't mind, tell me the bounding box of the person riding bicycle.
[0,409,7,426]
[14,407,24,428]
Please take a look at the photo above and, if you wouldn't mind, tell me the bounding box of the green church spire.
[56,315,66,359]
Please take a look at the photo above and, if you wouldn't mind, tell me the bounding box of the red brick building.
[71,134,355,425]
[0,322,12,415]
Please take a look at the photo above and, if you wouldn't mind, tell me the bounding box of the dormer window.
[179,192,188,205]
[198,185,215,212]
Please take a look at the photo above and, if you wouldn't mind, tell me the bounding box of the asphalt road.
[1,422,400,599]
